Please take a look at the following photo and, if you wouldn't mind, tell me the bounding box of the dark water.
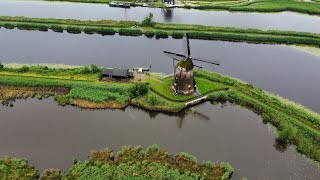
[1,0,320,32]
[0,29,319,113]
[0,98,319,179]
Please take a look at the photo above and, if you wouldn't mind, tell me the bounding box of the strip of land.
[1,16,320,47]
[0,63,319,163]
[0,145,234,179]
[45,0,320,16]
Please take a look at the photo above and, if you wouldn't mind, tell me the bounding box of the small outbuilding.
[102,68,133,79]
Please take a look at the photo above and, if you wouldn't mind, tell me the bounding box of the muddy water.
[0,98,319,179]
[0,29,319,112]
[1,0,320,32]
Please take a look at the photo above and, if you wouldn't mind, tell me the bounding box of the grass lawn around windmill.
[150,76,227,101]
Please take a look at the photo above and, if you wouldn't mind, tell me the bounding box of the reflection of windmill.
[164,33,220,95]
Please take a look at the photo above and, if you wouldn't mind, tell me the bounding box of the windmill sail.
[183,33,191,58]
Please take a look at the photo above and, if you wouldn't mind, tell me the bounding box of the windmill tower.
[164,33,220,95]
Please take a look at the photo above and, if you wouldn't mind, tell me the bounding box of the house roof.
[103,68,129,77]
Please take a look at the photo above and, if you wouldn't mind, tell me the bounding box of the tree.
[141,13,155,27]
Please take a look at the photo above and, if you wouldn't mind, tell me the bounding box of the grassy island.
[1,16,320,47]
[0,63,319,163]
[0,145,233,179]
[44,0,320,16]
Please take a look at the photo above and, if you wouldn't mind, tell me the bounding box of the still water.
[0,98,319,179]
[0,29,319,112]
[0,0,320,32]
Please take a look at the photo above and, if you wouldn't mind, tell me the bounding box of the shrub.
[2,23,15,29]
[171,32,184,39]
[40,169,62,180]
[50,25,64,33]
[90,64,101,73]
[0,157,39,179]
[55,95,70,106]
[118,28,143,36]
[97,28,116,35]
[18,66,30,73]
[155,31,169,39]
[80,66,91,74]
[66,26,82,34]
[129,83,148,98]
[144,30,155,38]
[141,13,155,27]
[0,62,4,70]
[148,94,159,105]
[16,23,48,31]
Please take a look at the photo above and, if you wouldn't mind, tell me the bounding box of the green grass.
[195,77,226,94]
[1,16,320,47]
[151,78,196,101]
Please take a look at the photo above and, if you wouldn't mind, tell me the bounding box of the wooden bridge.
[185,95,208,107]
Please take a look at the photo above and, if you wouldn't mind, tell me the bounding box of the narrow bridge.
[185,95,208,107]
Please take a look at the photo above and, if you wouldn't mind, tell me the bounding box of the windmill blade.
[191,57,220,66]
[164,51,186,60]
[183,33,191,58]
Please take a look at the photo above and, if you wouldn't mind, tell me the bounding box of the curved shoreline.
[1,16,320,47]
[0,64,319,163]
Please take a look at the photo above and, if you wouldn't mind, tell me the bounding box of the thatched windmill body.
[164,33,220,95]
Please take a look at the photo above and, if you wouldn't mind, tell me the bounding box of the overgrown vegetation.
[66,145,233,179]
[0,157,39,179]
[0,145,233,179]
[1,16,320,47]
[141,13,155,27]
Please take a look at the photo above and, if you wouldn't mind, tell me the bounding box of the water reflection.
[274,138,289,153]
[161,8,174,22]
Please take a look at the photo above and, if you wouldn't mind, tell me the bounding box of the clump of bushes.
[0,157,39,179]
[65,26,82,34]
[171,32,184,39]
[144,30,155,38]
[129,83,149,98]
[118,28,143,36]
[17,65,30,73]
[155,31,169,39]
[1,23,15,29]
[50,25,64,32]
[141,13,155,27]
[96,27,116,35]
[148,93,158,105]
[40,169,62,180]
[55,95,71,106]
[16,23,48,31]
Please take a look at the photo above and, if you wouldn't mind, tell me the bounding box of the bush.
[16,23,48,31]
[155,31,169,39]
[171,32,184,39]
[2,23,15,29]
[0,62,4,70]
[129,83,148,98]
[90,64,101,73]
[118,28,143,36]
[66,26,82,34]
[50,25,64,33]
[144,31,155,38]
[141,13,155,27]
[40,168,62,180]
[97,28,116,36]
[18,66,30,73]
[148,94,158,105]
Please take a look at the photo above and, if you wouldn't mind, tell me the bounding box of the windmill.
[164,33,220,95]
